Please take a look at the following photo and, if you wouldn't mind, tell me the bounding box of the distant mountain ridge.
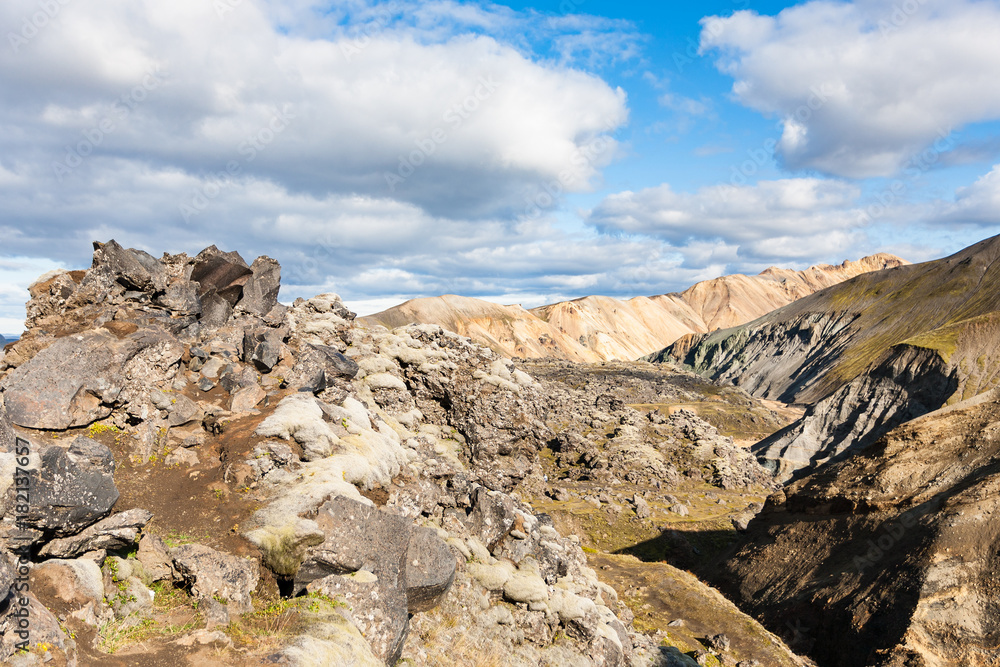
[360,254,907,362]
[659,234,1000,481]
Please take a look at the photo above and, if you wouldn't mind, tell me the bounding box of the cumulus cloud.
[589,177,866,251]
[0,0,628,222]
[936,164,1000,225]
[700,0,1000,178]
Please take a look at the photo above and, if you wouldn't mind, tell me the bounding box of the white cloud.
[589,177,865,249]
[700,0,1000,178]
[0,256,67,336]
[935,164,1000,225]
[0,0,628,221]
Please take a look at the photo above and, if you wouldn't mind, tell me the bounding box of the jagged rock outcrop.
[361,254,905,363]
[714,389,1000,667]
[659,235,1000,480]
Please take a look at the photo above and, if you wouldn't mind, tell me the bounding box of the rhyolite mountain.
[361,254,905,363]
[658,234,1000,481]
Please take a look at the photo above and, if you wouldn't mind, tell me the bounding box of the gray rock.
[289,344,360,393]
[220,363,259,393]
[200,289,234,327]
[230,385,266,413]
[93,239,167,293]
[405,526,456,613]
[164,447,199,467]
[190,246,252,306]
[243,328,282,373]
[167,394,202,426]
[237,256,281,317]
[464,486,516,550]
[708,633,730,652]
[20,437,119,537]
[0,397,15,455]
[201,357,226,379]
[30,558,108,627]
[38,508,152,558]
[102,557,155,619]
[170,543,259,614]
[0,556,12,602]
[0,592,74,663]
[295,496,412,664]
[156,281,202,315]
[660,647,700,667]
[197,377,215,392]
[633,495,652,519]
[136,534,175,583]
[0,327,180,430]
[669,503,690,517]
[199,597,231,629]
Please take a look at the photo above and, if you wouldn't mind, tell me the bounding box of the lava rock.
[38,508,152,558]
[236,256,281,317]
[170,543,259,614]
[20,437,119,537]
[405,526,457,613]
[243,328,282,373]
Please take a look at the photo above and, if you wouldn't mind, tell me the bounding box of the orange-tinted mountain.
[359,254,906,362]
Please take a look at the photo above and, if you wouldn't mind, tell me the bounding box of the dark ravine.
[712,389,1000,667]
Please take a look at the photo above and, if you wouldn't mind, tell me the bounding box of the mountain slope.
[713,389,1000,667]
[361,254,905,363]
[660,234,1000,480]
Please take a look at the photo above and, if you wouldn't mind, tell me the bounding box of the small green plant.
[162,531,209,548]
[87,423,121,437]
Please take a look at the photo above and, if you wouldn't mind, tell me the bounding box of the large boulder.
[295,495,455,664]
[0,327,180,430]
[19,437,119,537]
[237,256,281,317]
[91,240,167,293]
[38,508,152,558]
[170,543,259,614]
[190,246,253,306]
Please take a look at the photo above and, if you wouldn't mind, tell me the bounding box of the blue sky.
[2,0,1000,332]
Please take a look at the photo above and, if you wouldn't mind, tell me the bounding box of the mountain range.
[361,253,906,362]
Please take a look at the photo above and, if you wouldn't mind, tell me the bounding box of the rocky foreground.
[0,242,808,666]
